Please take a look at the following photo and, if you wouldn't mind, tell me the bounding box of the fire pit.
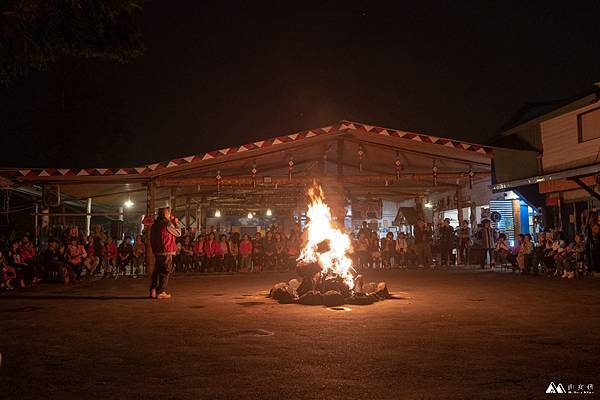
[268,186,390,307]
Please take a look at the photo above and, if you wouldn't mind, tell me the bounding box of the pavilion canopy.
[1,120,493,215]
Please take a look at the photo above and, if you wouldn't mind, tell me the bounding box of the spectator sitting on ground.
[252,232,264,272]
[493,233,510,267]
[192,234,205,271]
[239,234,253,272]
[104,237,118,276]
[203,232,221,272]
[66,237,87,282]
[586,223,600,276]
[64,225,83,245]
[9,241,28,288]
[132,234,145,275]
[1,250,17,290]
[180,235,194,272]
[555,235,584,279]
[43,239,65,282]
[519,234,535,274]
[19,235,41,284]
[84,235,101,276]
[508,234,523,269]
[117,236,134,275]
[286,231,300,271]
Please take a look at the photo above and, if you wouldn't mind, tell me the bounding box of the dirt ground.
[1,269,599,400]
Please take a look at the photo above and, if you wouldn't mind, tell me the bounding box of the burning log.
[268,282,299,304]
[322,290,345,307]
[298,290,323,305]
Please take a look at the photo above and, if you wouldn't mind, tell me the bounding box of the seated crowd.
[3,216,599,291]
[1,225,146,290]
[172,226,303,273]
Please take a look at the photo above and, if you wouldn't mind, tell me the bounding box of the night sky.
[1,1,599,168]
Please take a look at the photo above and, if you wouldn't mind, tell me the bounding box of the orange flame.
[298,186,354,289]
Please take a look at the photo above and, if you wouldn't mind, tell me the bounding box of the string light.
[214,209,221,218]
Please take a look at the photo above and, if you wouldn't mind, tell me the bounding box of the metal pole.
[86,197,92,237]
[146,181,156,277]
[34,201,39,245]
[185,196,191,228]
[196,205,201,233]
[456,188,463,265]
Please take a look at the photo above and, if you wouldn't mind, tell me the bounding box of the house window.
[578,107,600,142]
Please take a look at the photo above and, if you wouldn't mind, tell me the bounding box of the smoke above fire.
[297,186,355,289]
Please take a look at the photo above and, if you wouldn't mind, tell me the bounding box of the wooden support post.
[170,187,177,212]
[85,197,92,237]
[456,188,463,265]
[337,137,344,178]
[185,196,191,228]
[196,204,201,234]
[146,181,156,278]
[34,201,39,245]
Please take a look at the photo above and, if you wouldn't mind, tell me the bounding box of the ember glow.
[298,186,355,289]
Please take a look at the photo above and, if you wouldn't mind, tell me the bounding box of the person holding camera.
[149,207,182,299]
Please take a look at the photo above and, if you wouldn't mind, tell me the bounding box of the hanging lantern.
[395,152,402,180]
[357,145,364,172]
[288,159,294,181]
[251,163,257,188]
[432,160,438,186]
[468,166,474,189]
[216,170,222,193]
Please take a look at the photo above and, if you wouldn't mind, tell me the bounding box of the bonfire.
[269,186,389,306]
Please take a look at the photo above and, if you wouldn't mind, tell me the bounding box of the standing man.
[479,219,496,269]
[150,207,182,299]
[439,218,455,268]
[414,219,430,268]
[458,220,471,265]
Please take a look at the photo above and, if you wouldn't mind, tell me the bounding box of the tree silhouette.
[0,0,144,83]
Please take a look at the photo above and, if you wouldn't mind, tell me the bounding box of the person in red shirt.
[192,234,205,272]
[180,235,194,272]
[19,235,40,284]
[117,236,134,276]
[66,237,87,282]
[239,234,253,272]
[149,207,181,299]
[104,237,118,277]
[203,231,221,272]
[84,235,101,276]
[132,234,145,276]
[19,236,36,264]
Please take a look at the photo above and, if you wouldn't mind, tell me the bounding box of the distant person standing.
[150,207,181,299]
[479,220,496,269]
[414,219,431,268]
[458,220,471,265]
[439,218,455,268]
